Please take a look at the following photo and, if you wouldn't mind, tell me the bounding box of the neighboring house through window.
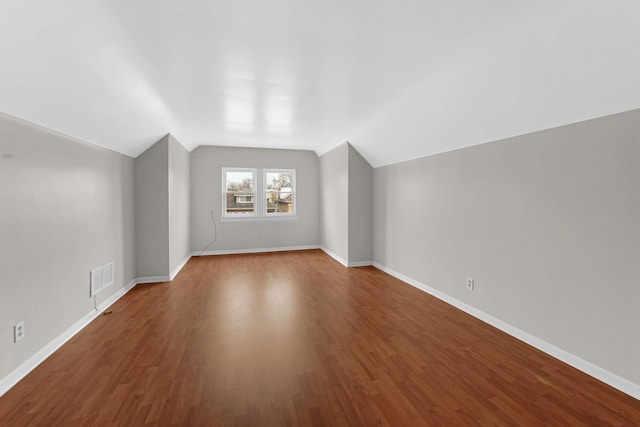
[235,195,253,204]
[222,167,296,219]
[223,168,256,216]
[265,169,294,215]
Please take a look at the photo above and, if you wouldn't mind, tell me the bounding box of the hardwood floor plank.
[0,250,638,426]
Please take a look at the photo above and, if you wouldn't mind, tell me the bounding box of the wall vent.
[90,262,114,297]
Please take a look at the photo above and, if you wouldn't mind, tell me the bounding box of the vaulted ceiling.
[2,1,639,167]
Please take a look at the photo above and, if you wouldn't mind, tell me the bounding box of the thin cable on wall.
[198,210,217,256]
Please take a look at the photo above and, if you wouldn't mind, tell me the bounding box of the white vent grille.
[102,263,114,287]
[90,262,114,296]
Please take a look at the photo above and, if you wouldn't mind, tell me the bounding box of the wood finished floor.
[0,250,638,426]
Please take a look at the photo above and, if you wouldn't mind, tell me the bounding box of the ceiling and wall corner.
[1,1,639,166]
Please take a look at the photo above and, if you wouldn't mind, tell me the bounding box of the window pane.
[266,191,293,214]
[223,168,295,219]
[225,192,254,214]
[266,172,292,191]
[226,171,253,191]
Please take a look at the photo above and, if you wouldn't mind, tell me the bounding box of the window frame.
[221,167,257,218]
[263,168,296,217]
[221,167,297,222]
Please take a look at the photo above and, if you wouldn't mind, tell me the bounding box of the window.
[265,169,295,215]
[222,168,256,216]
[222,168,296,220]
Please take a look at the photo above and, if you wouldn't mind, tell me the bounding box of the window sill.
[220,215,298,223]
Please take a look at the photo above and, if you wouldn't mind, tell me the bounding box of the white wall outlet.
[14,321,25,342]
[466,277,475,291]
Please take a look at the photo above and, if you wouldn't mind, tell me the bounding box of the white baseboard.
[320,247,348,267]
[0,278,138,398]
[194,245,365,269]
[136,275,170,284]
[193,245,320,257]
[170,255,191,280]
[372,262,640,401]
[98,278,137,312]
[348,260,373,267]
[320,247,373,268]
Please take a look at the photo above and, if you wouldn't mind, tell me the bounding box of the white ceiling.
[2,0,639,167]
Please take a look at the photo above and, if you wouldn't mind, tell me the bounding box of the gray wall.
[319,142,373,264]
[0,113,136,381]
[190,146,320,253]
[319,143,349,261]
[135,134,191,279]
[373,110,640,385]
[134,137,169,278]
[348,144,373,263]
[168,136,191,275]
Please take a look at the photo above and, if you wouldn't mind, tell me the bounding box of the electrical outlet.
[466,277,474,291]
[14,321,25,343]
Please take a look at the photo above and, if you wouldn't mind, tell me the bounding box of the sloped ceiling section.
[1,0,639,167]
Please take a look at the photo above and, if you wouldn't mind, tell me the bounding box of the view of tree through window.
[224,169,255,215]
[226,171,253,191]
[266,171,294,214]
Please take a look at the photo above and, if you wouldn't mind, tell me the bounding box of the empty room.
[1,1,639,425]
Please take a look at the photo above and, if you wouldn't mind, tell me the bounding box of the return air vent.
[102,263,113,286]
[90,262,114,297]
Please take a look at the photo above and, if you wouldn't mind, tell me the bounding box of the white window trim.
[221,167,297,222]
[264,168,296,217]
